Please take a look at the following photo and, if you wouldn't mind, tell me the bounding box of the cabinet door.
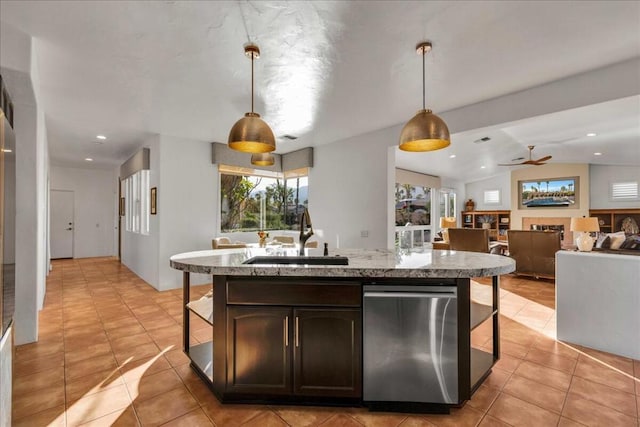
[293,308,361,397]
[226,306,292,394]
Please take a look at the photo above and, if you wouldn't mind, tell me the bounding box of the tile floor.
[11,257,640,427]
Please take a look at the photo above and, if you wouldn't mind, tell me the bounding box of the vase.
[259,237,267,248]
[482,223,491,230]
[465,199,475,211]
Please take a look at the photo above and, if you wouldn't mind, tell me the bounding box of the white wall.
[465,172,511,211]
[119,135,216,291]
[1,23,49,344]
[510,163,590,230]
[157,135,217,290]
[310,126,397,250]
[589,164,640,209]
[121,135,160,287]
[50,165,117,258]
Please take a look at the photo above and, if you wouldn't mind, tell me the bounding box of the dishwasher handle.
[364,291,456,299]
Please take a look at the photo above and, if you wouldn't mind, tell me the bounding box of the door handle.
[284,316,289,347]
[295,316,299,348]
[66,227,73,231]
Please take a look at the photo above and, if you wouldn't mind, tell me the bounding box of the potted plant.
[478,215,494,230]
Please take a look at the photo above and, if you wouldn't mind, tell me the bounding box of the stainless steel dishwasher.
[363,284,458,406]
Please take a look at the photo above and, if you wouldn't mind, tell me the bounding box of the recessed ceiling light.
[449,154,456,158]
[96,135,107,140]
[480,165,486,169]
[85,158,93,161]
[1,149,12,153]
[586,133,597,137]
[594,152,602,156]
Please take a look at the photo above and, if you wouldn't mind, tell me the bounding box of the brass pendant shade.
[399,109,450,152]
[250,152,275,166]
[399,41,450,152]
[229,112,276,153]
[228,44,276,153]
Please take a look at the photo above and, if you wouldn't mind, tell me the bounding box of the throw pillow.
[600,236,611,249]
[595,233,609,248]
[608,231,627,250]
[620,234,640,250]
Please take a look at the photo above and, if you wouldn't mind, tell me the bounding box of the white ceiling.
[1,1,639,182]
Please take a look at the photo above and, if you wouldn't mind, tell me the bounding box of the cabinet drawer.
[227,280,361,307]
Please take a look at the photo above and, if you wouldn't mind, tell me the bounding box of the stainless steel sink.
[243,256,349,265]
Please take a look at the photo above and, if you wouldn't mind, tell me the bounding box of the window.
[611,181,638,200]
[440,189,457,219]
[123,170,150,235]
[484,189,501,204]
[219,165,309,233]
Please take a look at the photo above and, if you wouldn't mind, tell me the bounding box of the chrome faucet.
[299,208,314,255]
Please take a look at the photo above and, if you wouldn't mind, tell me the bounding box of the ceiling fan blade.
[534,155,552,162]
[498,162,522,166]
[521,160,542,165]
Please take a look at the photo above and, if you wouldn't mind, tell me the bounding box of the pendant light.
[250,153,275,166]
[399,41,450,152]
[228,44,276,153]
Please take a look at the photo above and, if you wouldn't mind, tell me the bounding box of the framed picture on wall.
[519,176,579,209]
[150,187,157,215]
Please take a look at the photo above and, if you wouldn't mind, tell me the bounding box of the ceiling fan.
[499,145,552,166]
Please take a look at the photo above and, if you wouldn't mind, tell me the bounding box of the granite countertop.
[169,247,515,279]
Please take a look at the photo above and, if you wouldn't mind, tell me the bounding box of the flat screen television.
[519,177,579,209]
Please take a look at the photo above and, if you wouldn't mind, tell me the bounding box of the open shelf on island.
[470,301,495,331]
[470,347,494,389]
[189,341,213,382]
[187,297,213,326]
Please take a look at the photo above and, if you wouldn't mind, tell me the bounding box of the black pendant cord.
[251,54,255,114]
[422,48,426,111]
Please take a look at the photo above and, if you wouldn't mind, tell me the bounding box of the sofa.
[507,230,561,279]
[556,250,640,359]
[211,237,247,249]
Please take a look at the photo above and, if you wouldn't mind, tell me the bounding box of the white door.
[50,190,74,259]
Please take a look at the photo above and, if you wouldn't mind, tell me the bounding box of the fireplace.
[530,224,565,241]
[522,217,574,248]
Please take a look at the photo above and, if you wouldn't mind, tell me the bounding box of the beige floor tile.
[12,384,66,421]
[562,394,637,427]
[125,366,184,403]
[568,376,637,417]
[477,414,513,427]
[272,405,337,427]
[573,356,636,394]
[66,383,132,425]
[466,385,500,412]
[422,405,484,427]
[12,404,66,427]
[241,410,290,426]
[76,406,140,426]
[513,360,572,391]
[134,385,199,426]
[524,347,577,374]
[318,413,364,427]
[487,393,560,427]
[502,374,567,413]
[65,367,124,403]
[158,408,213,426]
[66,352,119,381]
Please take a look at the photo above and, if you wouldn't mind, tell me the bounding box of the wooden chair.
[447,228,490,253]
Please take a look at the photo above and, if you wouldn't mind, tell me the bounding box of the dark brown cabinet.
[225,305,361,398]
[226,306,291,395]
[294,308,361,397]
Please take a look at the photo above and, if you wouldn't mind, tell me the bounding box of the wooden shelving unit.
[589,209,640,233]
[461,210,511,241]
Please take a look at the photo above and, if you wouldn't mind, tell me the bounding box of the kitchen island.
[170,247,514,413]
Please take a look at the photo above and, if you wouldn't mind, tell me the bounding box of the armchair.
[507,230,561,279]
[447,228,490,253]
